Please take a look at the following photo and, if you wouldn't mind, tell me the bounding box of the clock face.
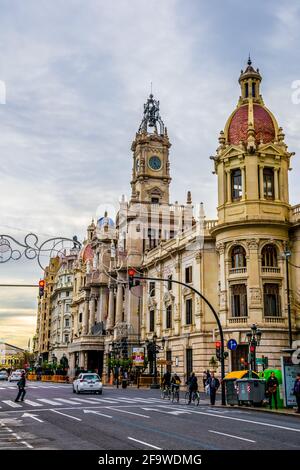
[148,155,162,171]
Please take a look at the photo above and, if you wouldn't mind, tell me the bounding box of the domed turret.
[224,57,278,147]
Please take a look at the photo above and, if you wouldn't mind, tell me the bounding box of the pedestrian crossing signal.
[39,279,45,298]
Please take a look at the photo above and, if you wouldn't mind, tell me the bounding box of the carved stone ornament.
[148,297,157,308]
[250,288,262,306]
[216,242,225,255]
[246,238,260,250]
[163,292,175,304]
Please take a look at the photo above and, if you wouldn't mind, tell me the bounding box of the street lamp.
[246,323,262,374]
[284,249,293,348]
[145,334,164,389]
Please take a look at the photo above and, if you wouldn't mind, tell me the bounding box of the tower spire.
[138,93,165,135]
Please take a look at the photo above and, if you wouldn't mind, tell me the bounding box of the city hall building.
[35,59,300,380]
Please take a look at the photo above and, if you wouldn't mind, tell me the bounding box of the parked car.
[0,371,8,381]
[8,371,22,382]
[73,373,103,394]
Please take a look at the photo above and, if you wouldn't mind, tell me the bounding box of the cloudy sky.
[1,0,300,348]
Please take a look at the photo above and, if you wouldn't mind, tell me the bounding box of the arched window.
[231,246,246,269]
[262,244,277,267]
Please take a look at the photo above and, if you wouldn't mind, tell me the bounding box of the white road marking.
[83,409,113,418]
[37,398,62,406]
[21,413,44,423]
[92,398,121,404]
[108,407,150,418]
[142,407,191,416]
[209,430,256,443]
[128,437,161,449]
[22,400,43,407]
[22,441,33,448]
[2,400,22,408]
[71,397,103,403]
[50,409,82,421]
[167,406,300,433]
[55,398,82,405]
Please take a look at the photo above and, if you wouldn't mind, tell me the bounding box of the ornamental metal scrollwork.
[0,232,81,271]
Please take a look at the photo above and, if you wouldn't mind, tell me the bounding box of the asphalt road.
[0,381,299,450]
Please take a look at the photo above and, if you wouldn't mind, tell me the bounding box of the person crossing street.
[15,372,26,402]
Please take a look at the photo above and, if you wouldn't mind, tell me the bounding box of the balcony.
[263,316,285,324]
[229,267,247,275]
[261,267,281,274]
[228,317,248,324]
[291,204,300,224]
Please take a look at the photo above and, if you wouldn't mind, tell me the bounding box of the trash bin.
[236,378,266,406]
[224,380,239,405]
[223,371,259,406]
[122,379,128,389]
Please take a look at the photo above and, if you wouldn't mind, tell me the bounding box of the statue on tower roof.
[138,93,165,135]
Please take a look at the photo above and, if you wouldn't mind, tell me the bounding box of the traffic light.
[39,279,45,298]
[128,268,137,290]
[215,341,221,361]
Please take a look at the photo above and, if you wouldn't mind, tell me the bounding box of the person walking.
[186,372,198,404]
[206,372,220,405]
[202,371,208,390]
[266,371,279,410]
[15,372,26,402]
[293,373,300,413]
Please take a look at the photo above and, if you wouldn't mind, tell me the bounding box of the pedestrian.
[206,372,220,405]
[293,373,300,414]
[15,372,26,402]
[186,372,198,404]
[266,371,279,410]
[202,370,207,390]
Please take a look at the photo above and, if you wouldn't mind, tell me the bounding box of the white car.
[73,373,103,395]
[9,371,22,382]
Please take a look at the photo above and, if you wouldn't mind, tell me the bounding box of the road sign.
[256,357,268,366]
[227,339,238,351]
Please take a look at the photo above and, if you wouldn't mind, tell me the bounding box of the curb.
[215,404,300,418]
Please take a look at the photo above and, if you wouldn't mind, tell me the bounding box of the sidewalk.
[215,404,300,418]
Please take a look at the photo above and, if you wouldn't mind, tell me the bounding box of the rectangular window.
[252,82,256,98]
[167,275,172,291]
[65,318,70,327]
[149,282,155,297]
[263,168,274,200]
[231,169,242,201]
[64,335,69,343]
[166,305,172,329]
[79,312,82,323]
[149,310,155,332]
[185,266,193,284]
[166,350,172,373]
[186,348,193,379]
[264,284,281,317]
[231,284,248,317]
[186,298,193,325]
[151,197,159,204]
[245,83,249,98]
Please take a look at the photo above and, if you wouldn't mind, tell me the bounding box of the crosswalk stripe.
[37,399,62,406]
[2,401,22,408]
[68,398,98,404]
[55,398,82,405]
[22,400,42,407]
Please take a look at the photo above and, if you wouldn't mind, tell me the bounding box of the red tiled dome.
[228,104,275,145]
[82,244,93,262]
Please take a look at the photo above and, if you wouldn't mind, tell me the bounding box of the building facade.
[35,59,300,379]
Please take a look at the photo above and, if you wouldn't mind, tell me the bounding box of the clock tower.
[131,94,171,205]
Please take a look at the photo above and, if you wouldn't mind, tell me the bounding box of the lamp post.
[284,249,293,348]
[145,334,165,389]
[246,324,262,374]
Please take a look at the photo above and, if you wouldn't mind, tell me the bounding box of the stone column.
[89,295,96,334]
[274,168,279,200]
[259,166,264,199]
[115,284,123,325]
[106,287,115,330]
[82,297,89,335]
[226,170,231,203]
[241,166,246,200]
